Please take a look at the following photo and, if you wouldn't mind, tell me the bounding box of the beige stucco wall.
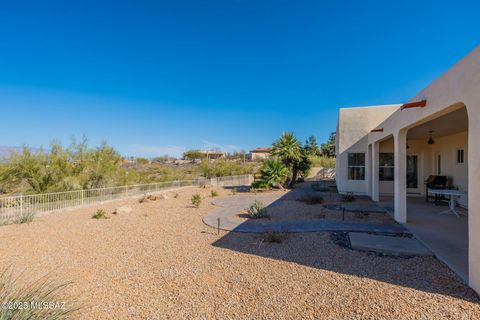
[250,152,269,161]
[335,45,480,293]
[336,105,399,194]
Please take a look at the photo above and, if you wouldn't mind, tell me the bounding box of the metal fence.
[0,174,253,223]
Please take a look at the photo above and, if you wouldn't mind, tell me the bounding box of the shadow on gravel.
[212,181,480,303]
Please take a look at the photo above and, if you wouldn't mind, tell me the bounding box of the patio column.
[468,102,480,294]
[371,142,380,202]
[393,130,407,223]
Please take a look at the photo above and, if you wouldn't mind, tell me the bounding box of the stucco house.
[335,45,479,294]
[249,147,271,161]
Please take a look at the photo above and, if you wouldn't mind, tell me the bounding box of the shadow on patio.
[380,195,469,283]
[211,183,479,303]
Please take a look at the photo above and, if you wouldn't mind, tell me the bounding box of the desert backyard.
[0,184,479,320]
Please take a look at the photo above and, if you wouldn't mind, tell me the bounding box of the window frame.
[379,153,394,181]
[347,152,366,181]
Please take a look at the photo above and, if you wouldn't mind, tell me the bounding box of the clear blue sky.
[0,0,478,158]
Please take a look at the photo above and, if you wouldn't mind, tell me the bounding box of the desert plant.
[271,132,302,187]
[259,158,289,188]
[251,180,270,190]
[246,201,269,219]
[340,192,355,202]
[92,209,108,219]
[191,194,201,208]
[0,267,80,319]
[261,231,287,243]
[16,211,35,224]
[210,190,219,197]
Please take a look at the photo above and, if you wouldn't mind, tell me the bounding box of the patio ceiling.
[407,107,468,139]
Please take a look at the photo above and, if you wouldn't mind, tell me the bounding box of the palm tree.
[271,132,302,187]
[260,158,289,188]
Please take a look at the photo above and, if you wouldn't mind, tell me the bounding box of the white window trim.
[347,153,365,181]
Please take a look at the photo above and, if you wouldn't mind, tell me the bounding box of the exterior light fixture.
[427,130,435,145]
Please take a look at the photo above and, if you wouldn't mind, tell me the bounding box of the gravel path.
[0,186,478,319]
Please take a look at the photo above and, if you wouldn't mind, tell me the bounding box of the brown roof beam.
[400,100,427,110]
[370,128,384,133]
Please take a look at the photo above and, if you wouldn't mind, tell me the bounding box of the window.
[379,153,394,181]
[348,153,365,180]
[456,149,465,164]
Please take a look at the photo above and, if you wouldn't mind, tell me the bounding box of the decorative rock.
[113,206,132,214]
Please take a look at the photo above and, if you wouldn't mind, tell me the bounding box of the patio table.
[427,188,467,218]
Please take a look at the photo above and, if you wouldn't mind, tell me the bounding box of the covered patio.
[371,104,469,282]
[380,196,469,282]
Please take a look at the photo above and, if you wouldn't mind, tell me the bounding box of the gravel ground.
[240,183,395,224]
[0,186,479,319]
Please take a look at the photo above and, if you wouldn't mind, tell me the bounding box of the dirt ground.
[0,186,478,319]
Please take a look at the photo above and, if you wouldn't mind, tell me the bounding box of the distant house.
[249,148,271,161]
[202,150,226,160]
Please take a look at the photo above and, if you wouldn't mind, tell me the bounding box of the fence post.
[20,194,23,216]
[81,190,84,206]
[125,185,128,197]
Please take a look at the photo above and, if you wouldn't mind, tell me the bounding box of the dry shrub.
[261,232,288,244]
[340,192,355,202]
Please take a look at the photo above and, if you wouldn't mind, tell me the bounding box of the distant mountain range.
[0,146,43,162]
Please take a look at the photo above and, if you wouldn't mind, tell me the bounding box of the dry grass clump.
[260,231,288,243]
[210,190,219,197]
[0,267,80,320]
[92,209,108,219]
[16,212,35,225]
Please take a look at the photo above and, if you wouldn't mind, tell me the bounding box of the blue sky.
[0,0,479,158]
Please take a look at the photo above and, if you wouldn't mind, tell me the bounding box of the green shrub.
[259,158,289,188]
[309,156,336,169]
[211,190,219,197]
[251,180,270,189]
[92,209,108,219]
[191,194,201,208]
[0,267,80,319]
[16,212,35,224]
[199,159,255,179]
[246,201,269,219]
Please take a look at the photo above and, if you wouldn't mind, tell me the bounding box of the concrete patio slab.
[349,232,433,256]
[379,196,469,282]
